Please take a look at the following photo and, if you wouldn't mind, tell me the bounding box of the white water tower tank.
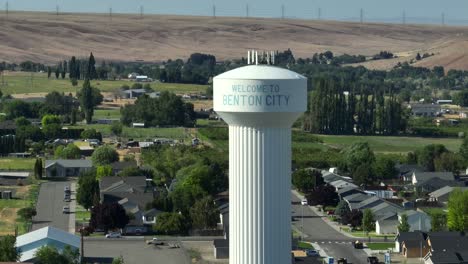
[214,64,307,264]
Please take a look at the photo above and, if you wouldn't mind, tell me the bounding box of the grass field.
[0,184,39,235]
[93,109,121,120]
[74,124,188,140]
[1,71,208,95]
[317,134,462,153]
[0,158,35,171]
[366,242,394,250]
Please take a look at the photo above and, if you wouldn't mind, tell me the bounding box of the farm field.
[0,158,35,171]
[1,71,207,95]
[317,134,462,153]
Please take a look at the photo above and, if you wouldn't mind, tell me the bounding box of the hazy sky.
[2,0,468,25]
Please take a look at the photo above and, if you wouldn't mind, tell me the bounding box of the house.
[428,186,468,204]
[142,208,163,225]
[342,193,371,208]
[395,231,427,254]
[425,232,468,263]
[337,186,362,200]
[110,161,138,175]
[136,75,152,82]
[364,186,394,199]
[425,250,468,264]
[100,176,156,233]
[399,210,431,232]
[45,159,93,177]
[16,226,80,263]
[122,89,147,99]
[376,214,399,235]
[329,180,357,191]
[396,164,425,182]
[128,72,138,79]
[408,104,441,117]
[350,196,383,210]
[436,100,453,105]
[321,170,352,184]
[412,172,456,191]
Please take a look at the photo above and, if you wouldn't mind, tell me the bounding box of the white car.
[62,206,70,214]
[301,198,308,206]
[105,232,122,238]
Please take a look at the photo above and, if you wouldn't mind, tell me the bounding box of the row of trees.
[121,91,196,127]
[304,77,407,135]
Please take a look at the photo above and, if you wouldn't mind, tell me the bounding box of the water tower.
[213,51,307,264]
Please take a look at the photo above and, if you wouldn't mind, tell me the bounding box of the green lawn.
[366,242,394,250]
[342,227,390,238]
[298,241,314,249]
[0,158,35,171]
[316,134,461,153]
[93,109,121,120]
[1,72,207,95]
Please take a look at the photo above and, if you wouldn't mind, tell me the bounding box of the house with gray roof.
[343,193,370,208]
[400,210,431,233]
[321,170,352,184]
[45,159,93,177]
[428,186,468,204]
[408,103,441,117]
[412,172,458,192]
[329,180,357,191]
[351,196,384,210]
[376,213,399,235]
[337,186,362,200]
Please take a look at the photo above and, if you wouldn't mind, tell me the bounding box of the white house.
[16,226,80,263]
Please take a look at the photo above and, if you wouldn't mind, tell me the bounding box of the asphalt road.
[291,193,370,264]
[32,181,73,232]
[84,239,190,264]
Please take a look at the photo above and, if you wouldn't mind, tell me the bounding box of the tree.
[305,185,338,207]
[111,121,123,136]
[292,169,323,192]
[41,115,62,139]
[80,79,95,124]
[374,156,397,180]
[353,163,375,186]
[430,211,447,231]
[34,245,79,264]
[87,53,97,80]
[54,144,81,159]
[459,136,468,165]
[76,172,99,210]
[154,212,188,235]
[434,152,463,174]
[453,90,468,107]
[398,214,410,233]
[335,200,350,222]
[0,235,19,262]
[96,165,113,179]
[34,158,43,179]
[89,202,129,232]
[342,209,363,228]
[447,188,468,231]
[112,256,125,264]
[92,145,119,166]
[190,196,219,230]
[17,207,37,221]
[417,144,448,171]
[416,53,422,61]
[47,66,52,79]
[80,128,102,141]
[55,67,60,79]
[362,208,375,234]
[341,142,376,174]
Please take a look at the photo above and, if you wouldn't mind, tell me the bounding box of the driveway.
[291,192,370,264]
[32,181,75,233]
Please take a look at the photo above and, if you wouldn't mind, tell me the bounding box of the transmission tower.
[360,8,363,23]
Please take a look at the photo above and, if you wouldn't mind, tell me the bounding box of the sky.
[2,0,468,25]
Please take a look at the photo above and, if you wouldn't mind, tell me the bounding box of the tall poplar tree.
[80,79,94,124]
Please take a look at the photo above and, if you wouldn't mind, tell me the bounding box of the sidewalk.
[291,190,356,239]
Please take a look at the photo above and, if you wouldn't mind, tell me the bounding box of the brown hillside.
[1,12,468,70]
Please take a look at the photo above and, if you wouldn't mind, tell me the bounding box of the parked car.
[301,198,308,206]
[327,210,335,215]
[353,240,363,249]
[62,206,70,214]
[64,186,71,194]
[304,249,319,257]
[64,196,71,202]
[367,256,379,264]
[146,237,164,245]
[105,232,122,238]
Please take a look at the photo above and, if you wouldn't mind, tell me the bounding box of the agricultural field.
[0,158,35,171]
[0,71,208,95]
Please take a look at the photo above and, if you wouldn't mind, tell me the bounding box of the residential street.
[291,192,371,264]
[32,181,75,233]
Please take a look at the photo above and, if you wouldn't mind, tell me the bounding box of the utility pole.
[246,4,249,18]
[56,5,59,16]
[213,5,216,18]
[281,4,284,19]
[109,7,112,21]
[403,11,406,25]
[5,1,8,18]
[441,12,445,26]
[318,7,321,20]
[360,8,363,23]
[140,5,143,19]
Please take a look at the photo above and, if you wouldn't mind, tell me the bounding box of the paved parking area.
[32,181,74,232]
[84,239,190,264]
